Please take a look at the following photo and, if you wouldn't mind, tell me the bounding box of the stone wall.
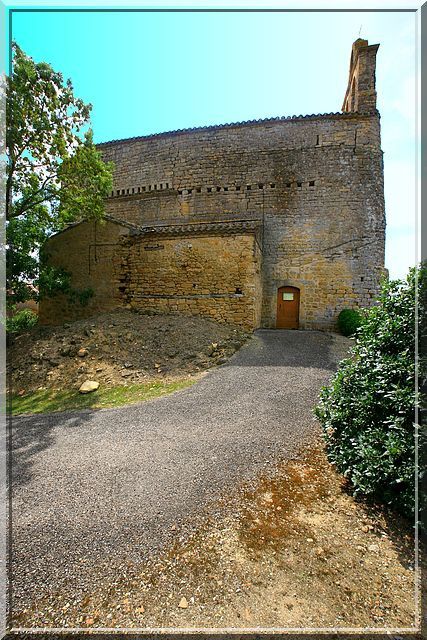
[39,219,262,330]
[119,231,262,330]
[38,219,131,324]
[259,144,385,329]
[98,108,385,331]
[100,112,381,228]
[41,39,386,332]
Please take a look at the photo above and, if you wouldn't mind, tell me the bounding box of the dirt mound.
[8,311,250,395]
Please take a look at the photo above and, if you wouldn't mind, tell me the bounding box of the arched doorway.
[276,286,300,329]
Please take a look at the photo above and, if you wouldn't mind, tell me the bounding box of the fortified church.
[40,39,386,331]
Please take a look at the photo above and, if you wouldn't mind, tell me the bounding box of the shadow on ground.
[223,330,350,371]
[10,408,96,488]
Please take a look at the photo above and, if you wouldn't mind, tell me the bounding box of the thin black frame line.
[9,7,417,12]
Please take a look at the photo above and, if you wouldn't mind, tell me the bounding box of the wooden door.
[276,286,300,329]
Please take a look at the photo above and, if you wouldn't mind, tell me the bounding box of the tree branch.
[7,172,57,220]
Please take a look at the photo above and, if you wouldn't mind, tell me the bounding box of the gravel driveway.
[11,329,349,617]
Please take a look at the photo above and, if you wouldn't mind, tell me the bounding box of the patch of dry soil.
[8,310,250,395]
[14,441,419,631]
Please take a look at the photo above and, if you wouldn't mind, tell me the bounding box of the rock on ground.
[79,380,100,394]
[8,310,250,395]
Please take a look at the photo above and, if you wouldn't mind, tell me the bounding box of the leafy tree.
[315,265,426,519]
[6,43,113,307]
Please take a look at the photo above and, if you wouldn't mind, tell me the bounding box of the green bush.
[315,265,426,519]
[7,309,38,334]
[337,308,363,336]
[67,286,94,307]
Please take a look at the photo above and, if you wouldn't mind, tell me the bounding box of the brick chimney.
[342,38,380,113]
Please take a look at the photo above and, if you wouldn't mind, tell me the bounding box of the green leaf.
[6,43,114,306]
[314,263,427,520]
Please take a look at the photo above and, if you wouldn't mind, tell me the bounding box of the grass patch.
[9,379,196,416]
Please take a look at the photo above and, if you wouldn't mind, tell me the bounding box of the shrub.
[7,308,38,334]
[337,308,363,336]
[315,265,426,519]
[67,286,94,307]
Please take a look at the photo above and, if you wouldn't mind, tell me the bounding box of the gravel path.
[11,329,349,615]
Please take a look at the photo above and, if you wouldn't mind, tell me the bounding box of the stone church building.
[40,39,386,331]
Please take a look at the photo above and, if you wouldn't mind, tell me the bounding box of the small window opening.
[309,180,315,187]
[178,190,182,195]
[192,283,197,288]
[235,287,243,295]
[166,183,169,189]
[207,187,212,193]
[316,135,320,145]
[196,187,201,193]
[361,276,364,282]
[121,189,125,195]
[142,186,146,192]
[148,185,152,191]
[154,184,157,190]
[270,183,276,189]
[236,185,241,191]
[216,186,221,192]
[286,182,291,188]
[137,187,141,193]
[258,183,264,189]
[224,186,228,191]
[297,182,302,188]
[246,185,251,190]
[188,188,193,195]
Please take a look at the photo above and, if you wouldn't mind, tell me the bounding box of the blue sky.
[10,8,417,279]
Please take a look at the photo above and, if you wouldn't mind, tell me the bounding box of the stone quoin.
[40,39,386,331]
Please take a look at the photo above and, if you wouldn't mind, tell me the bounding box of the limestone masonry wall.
[39,220,130,324]
[100,113,381,228]
[40,219,262,330]
[40,40,386,332]
[119,233,262,330]
[97,112,385,330]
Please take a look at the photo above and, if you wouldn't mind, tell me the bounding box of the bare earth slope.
[8,310,249,394]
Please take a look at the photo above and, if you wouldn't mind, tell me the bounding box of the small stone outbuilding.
[40,39,386,332]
